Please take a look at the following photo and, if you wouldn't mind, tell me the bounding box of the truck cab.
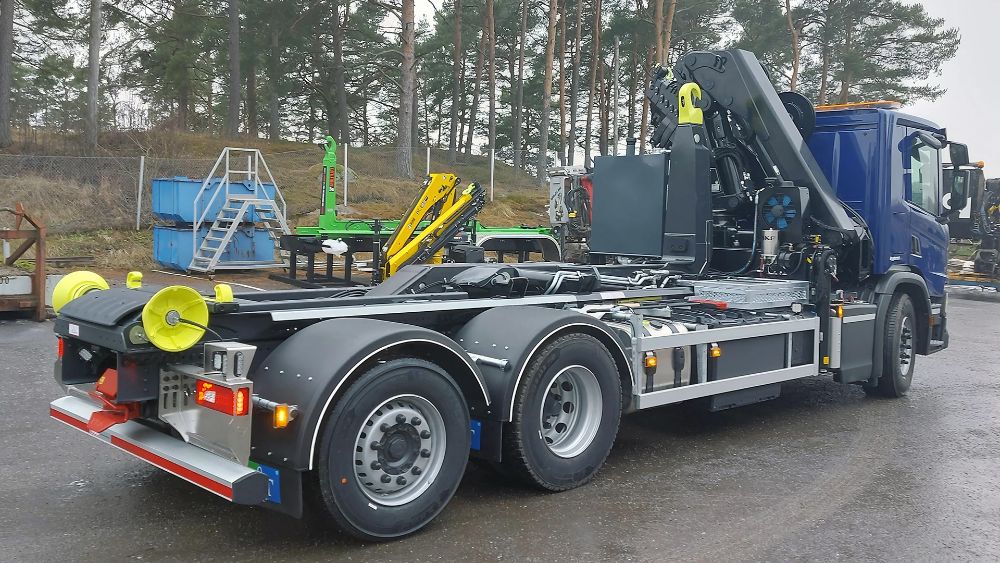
[808,103,958,297]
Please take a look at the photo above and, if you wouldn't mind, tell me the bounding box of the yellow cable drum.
[141,285,209,352]
[52,271,110,313]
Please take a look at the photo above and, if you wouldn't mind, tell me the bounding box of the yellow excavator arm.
[381,181,487,280]
[382,173,460,260]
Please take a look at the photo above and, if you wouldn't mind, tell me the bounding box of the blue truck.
[47,49,968,541]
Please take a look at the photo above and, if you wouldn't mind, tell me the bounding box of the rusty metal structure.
[0,203,47,321]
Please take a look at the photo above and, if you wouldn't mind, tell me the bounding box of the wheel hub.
[898,316,914,373]
[538,365,603,459]
[354,395,446,506]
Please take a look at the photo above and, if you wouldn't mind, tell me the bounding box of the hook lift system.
[47,50,965,540]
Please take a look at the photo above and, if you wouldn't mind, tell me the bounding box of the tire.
[865,293,916,398]
[312,358,470,541]
[501,333,622,491]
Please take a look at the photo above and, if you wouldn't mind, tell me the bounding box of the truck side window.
[908,142,941,213]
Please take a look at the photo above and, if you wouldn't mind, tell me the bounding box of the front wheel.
[865,293,916,398]
[313,358,470,540]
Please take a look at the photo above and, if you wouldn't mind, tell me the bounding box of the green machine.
[274,137,560,287]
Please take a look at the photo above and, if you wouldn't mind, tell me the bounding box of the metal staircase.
[189,148,290,272]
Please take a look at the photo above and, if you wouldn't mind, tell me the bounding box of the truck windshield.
[909,142,941,213]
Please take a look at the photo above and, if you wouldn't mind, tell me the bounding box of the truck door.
[903,130,949,296]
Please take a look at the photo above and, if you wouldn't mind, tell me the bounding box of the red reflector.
[57,338,65,359]
[195,380,250,416]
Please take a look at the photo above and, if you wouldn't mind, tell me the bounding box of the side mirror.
[940,169,970,223]
[949,142,970,167]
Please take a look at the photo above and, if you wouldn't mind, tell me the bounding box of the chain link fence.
[0,145,548,235]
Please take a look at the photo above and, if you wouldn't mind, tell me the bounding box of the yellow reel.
[52,271,110,313]
[141,286,210,352]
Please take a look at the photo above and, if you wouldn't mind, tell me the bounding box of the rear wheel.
[865,293,916,398]
[313,358,470,540]
[501,333,622,491]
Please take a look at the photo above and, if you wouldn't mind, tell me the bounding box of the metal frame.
[0,203,46,321]
[633,316,820,410]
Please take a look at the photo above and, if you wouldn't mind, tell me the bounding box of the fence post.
[489,148,495,202]
[426,146,431,175]
[135,155,145,230]
[343,142,349,207]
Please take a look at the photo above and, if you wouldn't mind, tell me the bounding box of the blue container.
[153,225,276,271]
[152,177,277,224]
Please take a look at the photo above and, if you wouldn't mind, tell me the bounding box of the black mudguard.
[454,306,632,424]
[248,318,488,471]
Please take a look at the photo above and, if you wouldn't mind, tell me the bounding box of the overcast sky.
[882,0,997,175]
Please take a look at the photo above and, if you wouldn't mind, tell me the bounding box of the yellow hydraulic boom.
[380,177,486,280]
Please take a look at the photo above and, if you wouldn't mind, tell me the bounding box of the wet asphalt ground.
[1,292,998,562]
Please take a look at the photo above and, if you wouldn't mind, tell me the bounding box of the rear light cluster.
[195,380,250,416]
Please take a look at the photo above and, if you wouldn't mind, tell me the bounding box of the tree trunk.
[85,0,101,153]
[639,46,652,154]
[627,40,637,140]
[567,0,582,165]
[511,0,528,171]
[653,0,663,64]
[0,0,11,148]
[583,0,601,166]
[784,0,800,91]
[268,30,280,140]
[334,0,350,145]
[818,46,830,105]
[537,0,558,180]
[246,56,258,137]
[663,0,676,62]
[225,0,241,137]
[178,81,189,130]
[486,0,496,152]
[396,0,416,178]
[448,0,462,162]
[464,28,485,156]
[837,21,854,103]
[597,48,607,156]
[207,82,214,134]
[557,0,567,166]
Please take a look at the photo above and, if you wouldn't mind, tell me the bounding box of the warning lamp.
[195,380,250,416]
[836,305,844,319]
[274,404,291,429]
[709,344,722,358]
[644,353,658,369]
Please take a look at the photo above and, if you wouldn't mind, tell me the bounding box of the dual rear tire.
[313,334,623,539]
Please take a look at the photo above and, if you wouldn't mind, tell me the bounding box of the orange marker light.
[274,404,290,429]
[710,344,722,358]
[644,354,658,369]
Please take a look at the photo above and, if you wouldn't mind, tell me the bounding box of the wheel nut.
[370,441,381,450]
[411,417,421,426]
[380,423,390,432]
[411,466,422,475]
[380,474,391,484]
[420,448,431,458]
[370,461,381,470]
[420,430,431,439]
[396,476,407,486]
[396,414,406,424]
